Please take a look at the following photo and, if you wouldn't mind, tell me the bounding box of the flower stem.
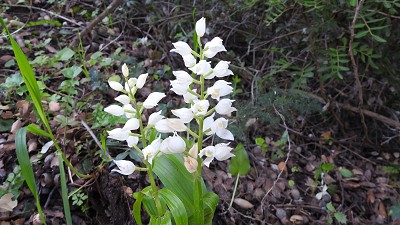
[146,162,164,217]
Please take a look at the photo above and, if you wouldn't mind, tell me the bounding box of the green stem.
[146,162,164,217]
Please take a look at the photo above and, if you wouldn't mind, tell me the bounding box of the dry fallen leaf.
[0,193,18,212]
[234,198,254,209]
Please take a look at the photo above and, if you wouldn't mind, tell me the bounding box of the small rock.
[275,208,287,219]
[233,198,254,209]
[291,189,301,200]
[290,215,304,224]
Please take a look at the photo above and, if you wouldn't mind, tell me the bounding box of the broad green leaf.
[355,30,369,39]
[160,210,172,225]
[338,168,353,178]
[153,154,198,215]
[159,188,188,225]
[27,124,52,138]
[15,127,46,224]
[56,48,75,61]
[334,211,347,224]
[228,144,251,176]
[61,66,82,79]
[371,34,386,43]
[203,192,219,225]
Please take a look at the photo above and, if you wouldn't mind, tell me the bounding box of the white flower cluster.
[105,17,236,175]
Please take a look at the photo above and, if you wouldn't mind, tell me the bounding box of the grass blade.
[15,127,47,224]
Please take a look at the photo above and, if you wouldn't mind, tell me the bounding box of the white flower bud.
[160,134,186,154]
[108,81,124,91]
[112,160,135,175]
[215,99,236,115]
[195,17,206,37]
[122,64,129,77]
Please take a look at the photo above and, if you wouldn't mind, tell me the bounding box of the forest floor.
[0,1,399,225]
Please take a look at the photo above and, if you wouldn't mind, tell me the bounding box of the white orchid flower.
[203,113,215,135]
[136,73,148,89]
[195,17,206,37]
[182,54,197,68]
[104,105,125,116]
[184,144,198,173]
[204,37,226,58]
[199,143,234,167]
[160,133,186,154]
[209,61,233,79]
[122,118,140,130]
[142,137,162,164]
[115,94,131,105]
[189,60,212,76]
[211,118,234,140]
[112,160,136,175]
[172,108,194,123]
[215,99,236,115]
[170,80,190,95]
[170,41,193,56]
[183,89,199,103]
[191,100,209,116]
[143,92,166,109]
[206,80,233,101]
[155,118,187,133]
[108,81,124,91]
[148,111,164,126]
[173,71,193,84]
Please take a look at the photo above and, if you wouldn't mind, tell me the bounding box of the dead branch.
[70,0,123,47]
[303,91,400,128]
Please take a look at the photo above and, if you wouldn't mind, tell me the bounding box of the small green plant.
[0,165,25,199]
[326,202,347,224]
[71,190,88,207]
[255,137,268,152]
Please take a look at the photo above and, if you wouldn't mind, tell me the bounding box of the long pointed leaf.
[57,153,72,225]
[15,127,47,224]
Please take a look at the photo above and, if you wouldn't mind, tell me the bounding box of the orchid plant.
[104,17,236,224]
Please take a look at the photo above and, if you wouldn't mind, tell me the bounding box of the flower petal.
[115,95,131,105]
[112,160,135,175]
[104,105,125,116]
[195,17,206,37]
[108,81,124,91]
[143,92,166,109]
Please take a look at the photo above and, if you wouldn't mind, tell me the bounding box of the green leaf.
[321,163,334,172]
[334,211,347,224]
[355,30,369,38]
[15,127,46,225]
[0,18,51,133]
[58,153,73,225]
[338,168,353,178]
[326,202,335,212]
[56,47,75,61]
[371,34,386,43]
[353,23,365,29]
[228,143,251,176]
[203,192,219,225]
[27,124,52,138]
[61,66,82,79]
[153,154,198,215]
[159,188,188,225]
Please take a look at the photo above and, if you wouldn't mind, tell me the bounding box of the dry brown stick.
[304,91,400,128]
[70,0,123,47]
[349,0,370,138]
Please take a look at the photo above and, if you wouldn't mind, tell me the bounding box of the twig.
[303,91,400,128]
[349,0,369,139]
[0,4,81,27]
[70,0,123,47]
[80,120,111,159]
